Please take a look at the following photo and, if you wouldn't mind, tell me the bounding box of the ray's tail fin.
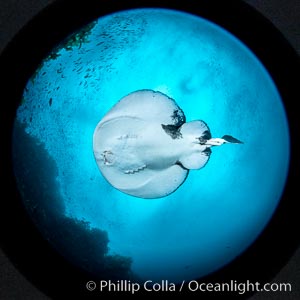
[222,135,243,144]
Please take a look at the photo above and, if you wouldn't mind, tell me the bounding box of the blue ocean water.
[14,9,290,282]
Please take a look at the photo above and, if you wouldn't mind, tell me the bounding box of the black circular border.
[0,0,299,298]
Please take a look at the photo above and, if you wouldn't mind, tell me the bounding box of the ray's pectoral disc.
[93,90,242,199]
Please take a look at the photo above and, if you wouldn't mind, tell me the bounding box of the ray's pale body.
[93,90,242,198]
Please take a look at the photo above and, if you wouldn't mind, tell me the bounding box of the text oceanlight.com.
[86,280,292,294]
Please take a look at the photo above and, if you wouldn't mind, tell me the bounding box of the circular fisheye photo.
[11,7,290,284]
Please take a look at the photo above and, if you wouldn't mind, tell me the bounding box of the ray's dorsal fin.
[180,120,211,138]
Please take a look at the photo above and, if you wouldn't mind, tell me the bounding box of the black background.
[0,0,299,299]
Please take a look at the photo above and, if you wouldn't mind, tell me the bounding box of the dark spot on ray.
[202,130,211,140]
[49,98,53,107]
[161,124,182,139]
[197,137,207,145]
[196,130,212,145]
[203,147,212,156]
[170,108,186,126]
